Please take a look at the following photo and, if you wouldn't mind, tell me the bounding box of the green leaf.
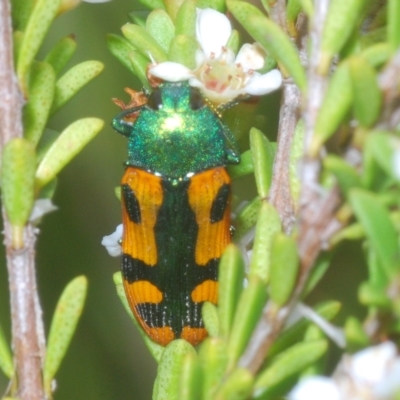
[35,118,104,188]
[43,276,87,394]
[16,0,62,93]
[227,276,267,368]
[250,128,274,198]
[153,340,196,400]
[197,0,225,12]
[129,51,152,89]
[226,30,240,55]
[254,340,328,396]
[311,61,353,156]
[1,138,36,248]
[218,244,244,339]
[214,368,253,400]
[349,56,382,127]
[361,43,393,68]
[178,352,203,400]
[175,0,196,37]
[198,338,228,399]
[122,23,168,63]
[319,0,366,74]
[202,302,219,338]
[138,0,165,10]
[164,0,186,21]
[146,9,175,53]
[228,150,253,180]
[23,61,56,145]
[44,35,77,76]
[268,301,341,358]
[349,188,400,280]
[11,0,35,30]
[0,323,13,378]
[107,34,138,74]
[286,0,302,36]
[51,61,104,114]
[233,197,262,241]
[302,254,331,297]
[269,233,299,306]
[344,316,370,352]
[249,202,281,283]
[324,155,362,197]
[388,0,400,49]
[168,35,197,69]
[129,11,148,27]
[228,1,306,91]
[113,273,164,362]
[358,281,391,308]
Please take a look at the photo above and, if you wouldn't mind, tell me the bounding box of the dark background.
[0,1,365,399]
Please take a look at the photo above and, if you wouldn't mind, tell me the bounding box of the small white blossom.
[149,8,282,104]
[289,342,400,400]
[102,224,123,257]
[29,199,58,223]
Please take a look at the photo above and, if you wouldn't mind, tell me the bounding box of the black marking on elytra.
[121,176,220,338]
[122,183,141,223]
[210,183,230,223]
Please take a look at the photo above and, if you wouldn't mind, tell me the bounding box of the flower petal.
[245,69,282,96]
[288,377,341,400]
[196,8,231,59]
[235,43,266,72]
[149,62,193,82]
[102,224,123,257]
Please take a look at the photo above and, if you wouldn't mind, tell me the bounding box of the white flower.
[149,8,282,104]
[289,342,400,400]
[102,224,123,257]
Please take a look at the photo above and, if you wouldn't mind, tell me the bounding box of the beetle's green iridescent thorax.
[112,82,240,180]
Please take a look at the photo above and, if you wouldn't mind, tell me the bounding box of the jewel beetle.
[112,81,240,346]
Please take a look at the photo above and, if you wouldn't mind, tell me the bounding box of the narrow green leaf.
[299,0,314,18]
[359,281,391,308]
[107,34,138,75]
[168,35,197,69]
[128,51,152,90]
[175,0,196,37]
[286,0,302,36]
[228,1,306,91]
[35,118,104,188]
[344,316,370,352]
[388,0,400,49]
[250,128,274,198]
[197,0,225,12]
[254,339,328,395]
[218,244,244,339]
[233,197,262,241]
[227,276,267,367]
[311,61,353,156]
[113,273,164,362]
[269,233,299,306]
[146,9,175,53]
[302,254,331,297]
[198,338,228,399]
[44,35,77,76]
[249,202,281,283]
[122,24,168,63]
[51,61,104,114]
[227,150,253,180]
[179,352,203,400]
[164,0,185,21]
[23,61,55,145]
[1,138,36,248]
[361,43,393,68]
[11,0,35,31]
[138,0,165,10]
[349,188,400,279]
[43,276,87,394]
[17,0,62,93]
[319,0,366,74]
[0,324,13,378]
[324,155,362,197]
[129,11,148,27]
[268,301,341,358]
[153,340,196,400]
[202,302,219,338]
[214,368,253,400]
[349,56,381,127]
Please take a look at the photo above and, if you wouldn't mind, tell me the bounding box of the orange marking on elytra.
[191,280,218,304]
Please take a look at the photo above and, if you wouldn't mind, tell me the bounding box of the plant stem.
[0,1,46,399]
